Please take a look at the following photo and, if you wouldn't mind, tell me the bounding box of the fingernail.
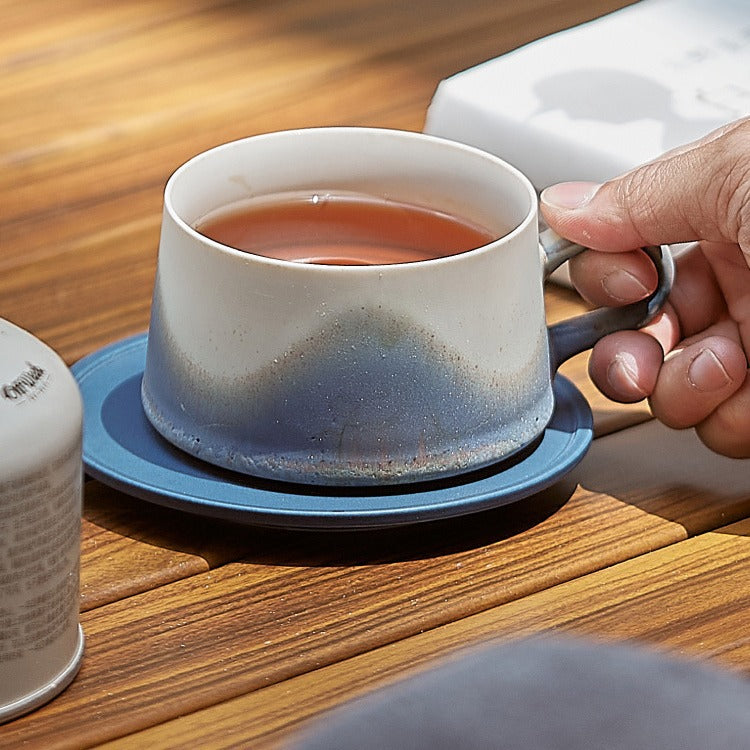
[687,348,732,392]
[607,353,646,397]
[541,182,601,210]
[601,269,650,302]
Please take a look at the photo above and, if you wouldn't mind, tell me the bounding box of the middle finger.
[569,243,727,338]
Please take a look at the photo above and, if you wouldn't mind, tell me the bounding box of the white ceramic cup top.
[141,127,672,486]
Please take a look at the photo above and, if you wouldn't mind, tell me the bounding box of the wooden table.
[3,1,750,747]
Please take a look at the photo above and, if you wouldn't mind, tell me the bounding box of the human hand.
[540,117,750,457]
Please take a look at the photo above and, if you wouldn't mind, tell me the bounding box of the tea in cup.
[141,128,672,485]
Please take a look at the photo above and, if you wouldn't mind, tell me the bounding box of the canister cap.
[0,319,82,478]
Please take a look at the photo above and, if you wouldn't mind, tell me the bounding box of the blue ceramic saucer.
[72,333,592,530]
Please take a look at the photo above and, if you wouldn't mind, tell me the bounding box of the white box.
[425,0,750,190]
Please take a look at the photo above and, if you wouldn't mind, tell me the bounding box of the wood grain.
[6,422,750,748]
[98,518,750,750]
[81,482,252,610]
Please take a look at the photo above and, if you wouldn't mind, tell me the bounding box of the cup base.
[141,380,554,487]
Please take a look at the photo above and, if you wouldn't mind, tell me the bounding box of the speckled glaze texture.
[142,299,552,484]
[141,128,553,485]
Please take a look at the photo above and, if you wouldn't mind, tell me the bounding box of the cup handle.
[541,228,675,371]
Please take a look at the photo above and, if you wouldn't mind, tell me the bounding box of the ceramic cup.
[141,127,673,486]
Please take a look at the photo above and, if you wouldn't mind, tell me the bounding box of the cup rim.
[163,126,539,272]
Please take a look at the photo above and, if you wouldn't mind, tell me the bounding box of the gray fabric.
[288,637,750,749]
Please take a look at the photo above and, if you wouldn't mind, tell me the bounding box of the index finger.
[539,117,750,253]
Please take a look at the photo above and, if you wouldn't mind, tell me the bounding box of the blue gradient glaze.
[142,300,552,485]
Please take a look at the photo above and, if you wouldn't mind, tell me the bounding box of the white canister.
[0,319,84,723]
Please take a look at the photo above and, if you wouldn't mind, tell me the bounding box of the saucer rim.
[72,333,593,530]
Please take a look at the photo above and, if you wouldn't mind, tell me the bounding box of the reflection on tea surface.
[195,191,496,265]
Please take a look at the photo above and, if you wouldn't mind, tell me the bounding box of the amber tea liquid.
[194,192,496,265]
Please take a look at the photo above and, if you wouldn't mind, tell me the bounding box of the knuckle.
[611,164,668,245]
[707,121,750,245]
[601,117,750,249]
[714,161,750,244]
[735,172,750,252]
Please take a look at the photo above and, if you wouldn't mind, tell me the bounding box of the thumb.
[540,118,750,254]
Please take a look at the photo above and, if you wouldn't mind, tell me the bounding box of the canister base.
[0,625,84,724]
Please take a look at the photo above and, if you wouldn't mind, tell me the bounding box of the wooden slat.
[5,421,750,748]
[98,517,750,750]
[80,482,252,611]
